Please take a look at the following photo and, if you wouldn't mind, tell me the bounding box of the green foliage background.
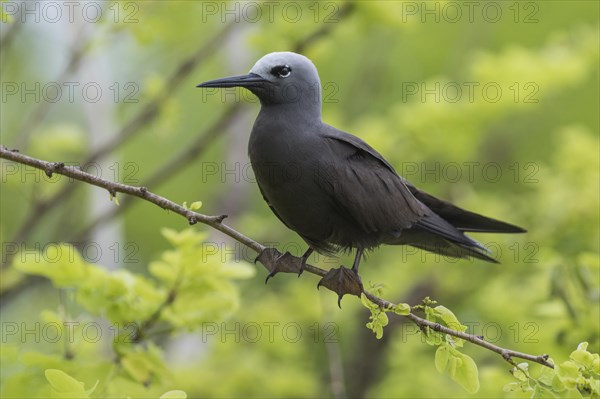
[1,1,598,398]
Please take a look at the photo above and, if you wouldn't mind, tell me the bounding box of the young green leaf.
[45,369,97,399]
[189,201,202,210]
[435,344,450,374]
[433,306,467,333]
[435,346,480,394]
[392,303,411,315]
[570,342,594,369]
[448,349,480,394]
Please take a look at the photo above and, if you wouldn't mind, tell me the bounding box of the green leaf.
[189,201,202,210]
[433,306,467,332]
[453,351,480,394]
[424,306,435,321]
[14,244,90,287]
[510,363,530,382]
[570,342,594,369]
[424,329,444,346]
[392,303,411,315]
[551,371,567,392]
[592,354,600,375]
[530,384,542,399]
[85,381,99,397]
[121,350,157,384]
[160,390,187,399]
[110,192,120,205]
[556,360,582,390]
[366,309,389,339]
[435,344,450,373]
[503,381,533,393]
[360,293,379,311]
[434,344,480,393]
[537,363,558,387]
[44,369,96,399]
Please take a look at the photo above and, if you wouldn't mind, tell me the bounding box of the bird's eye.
[271,65,292,78]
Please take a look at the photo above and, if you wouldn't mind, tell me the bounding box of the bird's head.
[197,52,322,109]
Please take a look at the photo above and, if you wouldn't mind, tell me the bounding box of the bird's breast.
[248,124,338,242]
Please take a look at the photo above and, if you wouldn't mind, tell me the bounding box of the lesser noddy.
[198,52,525,297]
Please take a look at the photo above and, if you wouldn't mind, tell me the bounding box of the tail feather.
[388,226,499,263]
[387,212,500,263]
[407,184,526,233]
[410,240,499,264]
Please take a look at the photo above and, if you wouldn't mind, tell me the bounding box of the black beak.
[196,73,267,88]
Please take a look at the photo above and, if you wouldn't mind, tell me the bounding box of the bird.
[197,52,525,300]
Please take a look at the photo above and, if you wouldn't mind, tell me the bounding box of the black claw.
[255,248,305,282]
[297,259,306,278]
[297,247,313,278]
[265,271,276,284]
[316,265,364,306]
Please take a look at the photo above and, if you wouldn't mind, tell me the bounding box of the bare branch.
[3,1,358,267]
[0,145,555,370]
[70,104,242,241]
[4,23,237,266]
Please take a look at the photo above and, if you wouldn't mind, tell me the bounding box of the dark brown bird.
[198,52,525,292]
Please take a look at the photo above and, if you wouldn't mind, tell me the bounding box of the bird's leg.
[351,247,365,275]
[298,247,314,277]
[317,247,365,307]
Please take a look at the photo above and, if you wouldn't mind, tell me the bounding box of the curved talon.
[265,271,277,284]
[317,265,364,306]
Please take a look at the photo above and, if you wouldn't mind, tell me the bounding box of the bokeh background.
[1,1,598,398]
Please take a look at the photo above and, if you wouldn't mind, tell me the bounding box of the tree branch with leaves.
[4,145,596,397]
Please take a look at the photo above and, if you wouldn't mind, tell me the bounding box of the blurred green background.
[1,1,598,398]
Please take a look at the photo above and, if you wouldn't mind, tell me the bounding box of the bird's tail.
[387,208,506,263]
[406,238,499,263]
[406,184,526,233]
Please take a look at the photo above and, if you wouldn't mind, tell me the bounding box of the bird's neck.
[257,100,322,123]
[258,104,322,131]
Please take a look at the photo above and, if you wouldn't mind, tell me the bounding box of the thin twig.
[70,104,242,241]
[0,145,555,370]
[3,3,358,269]
[3,23,237,267]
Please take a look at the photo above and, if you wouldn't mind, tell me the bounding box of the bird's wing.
[320,126,428,234]
[405,183,526,233]
[321,126,500,258]
[322,126,399,174]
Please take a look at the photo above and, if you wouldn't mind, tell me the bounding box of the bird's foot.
[297,247,314,278]
[317,266,364,308]
[255,248,303,283]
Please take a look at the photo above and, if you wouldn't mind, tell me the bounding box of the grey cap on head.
[198,51,322,110]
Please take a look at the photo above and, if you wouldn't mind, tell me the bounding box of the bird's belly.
[251,156,386,251]
[253,159,332,233]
